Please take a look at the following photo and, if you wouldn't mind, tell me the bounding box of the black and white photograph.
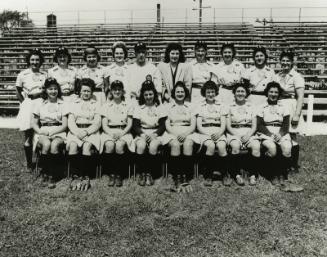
[0,0,327,256]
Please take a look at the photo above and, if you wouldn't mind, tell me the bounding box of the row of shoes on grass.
[69,175,91,191]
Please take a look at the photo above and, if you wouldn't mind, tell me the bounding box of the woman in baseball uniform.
[100,80,134,187]
[76,45,109,105]
[164,81,196,188]
[66,78,101,191]
[243,47,276,106]
[191,81,229,186]
[16,48,47,171]
[132,80,167,186]
[226,83,261,186]
[275,50,305,172]
[210,43,245,104]
[48,46,78,103]
[158,43,192,103]
[257,82,292,186]
[31,78,68,188]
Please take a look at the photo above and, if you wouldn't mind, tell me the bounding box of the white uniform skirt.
[33,127,67,151]
[226,127,260,147]
[280,98,306,135]
[258,125,291,145]
[66,131,101,152]
[161,126,196,145]
[133,128,170,146]
[16,98,43,131]
[100,129,134,153]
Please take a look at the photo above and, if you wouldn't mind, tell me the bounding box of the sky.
[2,0,327,24]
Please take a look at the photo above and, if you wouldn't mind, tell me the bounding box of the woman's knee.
[281,141,292,157]
[136,139,147,154]
[50,138,64,154]
[104,141,115,153]
[183,139,193,156]
[82,142,93,156]
[229,140,241,155]
[263,140,277,157]
[169,139,180,156]
[205,141,215,155]
[149,140,161,155]
[249,140,261,157]
[68,142,79,155]
[216,141,227,156]
[115,140,126,154]
[39,138,51,154]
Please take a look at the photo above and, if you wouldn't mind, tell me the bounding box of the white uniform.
[243,66,276,106]
[105,63,129,87]
[275,68,306,134]
[48,65,77,97]
[210,60,245,104]
[126,61,162,99]
[16,68,47,131]
[189,59,216,103]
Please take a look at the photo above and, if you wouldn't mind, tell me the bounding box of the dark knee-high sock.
[24,145,33,169]
[116,153,127,177]
[39,154,50,174]
[68,154,80,177]
[229,154,240,178]
[49,153,61,179]
[183,155,194,180]
[291,145,300,170]
[282,155,292,179]
[169,155,180,178]
[103,153,115,175]
[135,153,145,174]
[249,155,261,177]
[203,155,214,179]
[217,155,228,176]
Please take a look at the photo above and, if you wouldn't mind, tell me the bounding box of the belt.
[171,123,190,126]
[77,124,91,128]
[202,123,220,127]
[41,122,62,127]
[142,126,158,130]
[93,88,103,92]
[62,92,73,97]
[280,94,295,99]
[266,123,282,127]
[232,124,252,128]
[109,125,126,129]
[192,83,202,89]
[250,91,265,96]
[220,84,233,90]
[27,94,41,100]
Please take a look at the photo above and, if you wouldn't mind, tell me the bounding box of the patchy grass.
[0,129,327,257]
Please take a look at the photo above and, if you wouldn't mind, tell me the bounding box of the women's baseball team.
[15,40,305,191]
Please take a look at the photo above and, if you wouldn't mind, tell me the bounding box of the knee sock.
[49,153,61,179]
[281,155,292,179]
[103,153,115,175]
[24,145,33,169]
[116,153,127,177]
[135,153,146,174]
[249,155,261,177]
[291,145,300,170]
[183,155,194,180]
[203,155,214,179]
[39,154,50,174]
[68,154,80,177]
[169,155,181,177]
[229,154,240,178]
[217,155,228,176]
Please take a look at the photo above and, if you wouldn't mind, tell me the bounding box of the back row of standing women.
[15,41,305,190]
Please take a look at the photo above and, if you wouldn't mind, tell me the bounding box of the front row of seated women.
[32,76,298,191]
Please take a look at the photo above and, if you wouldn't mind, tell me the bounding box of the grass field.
[0,129,327,257]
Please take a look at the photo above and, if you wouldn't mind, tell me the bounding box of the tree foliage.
[0,10,34,32]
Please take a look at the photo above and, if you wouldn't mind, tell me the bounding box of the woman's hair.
[26,48,44,66]
[220,43,236,58]
[201,80,219,97]
[232,82,250,97]
[76,78,96,95]
[171,81,190,101]
[195,40,207,51]
[252,46,268,64]
[138,80,160,106]
[264,81,284,97]
[279,50,294,62]
[53,46,72,64]
[108,80,125,101]
[112,41,128,59]
[42,77,62,99]
[83,45,101,62]
[164,43,185,63]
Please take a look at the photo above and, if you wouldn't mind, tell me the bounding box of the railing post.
[307,94,314,126]
[298,8,302,23]
[270,8,273,21]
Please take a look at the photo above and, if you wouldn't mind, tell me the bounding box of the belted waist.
[266,122,282,127]
[171,123,190,126]
[250,91,265,96]
[93,88,103,92]
[62,92,74,97]
[280,94,295,99]
[142,126,158,130]
[109,125,126,129]
[220,84,233,90]
[231,124,252,128]
[27,94,42,100]
[41,122,62,127]
[202,123,220,127]
[192,83,203,89]
[77,123,92,128]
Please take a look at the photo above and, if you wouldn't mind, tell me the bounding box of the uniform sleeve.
[133,105,141,119]
[189,103,198,117]
[61,102,70,116]
[294,72,305,89]
[76,68,82,80]
[184,63,193,88]
[256,105,264,118]
[127,103,135,117]
[15,72,23,88]
[32,101,42,116]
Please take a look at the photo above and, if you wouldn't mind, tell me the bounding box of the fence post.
[307,94,314,126]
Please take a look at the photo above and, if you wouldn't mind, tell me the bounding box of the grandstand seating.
[0,22,326,118]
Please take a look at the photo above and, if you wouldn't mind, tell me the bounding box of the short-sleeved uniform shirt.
[105,63,129,87]
[33,98,68,125]
[133,104,166,129]
[69,98,101,125]
[167,102,196,126]
[100,100,133,126]
[210,60,245,87]
[48,65,77,93]
[275,68,305,97]
[76,65,108,90]
[227,101,254,126]
[243,66,276,93]
[126,62,162,97]
[257,101,290,126]
[16,68,47,96]
[197,100,228,125]
[190,59,215,85]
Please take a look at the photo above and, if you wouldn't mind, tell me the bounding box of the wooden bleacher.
[0,22,326,119]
